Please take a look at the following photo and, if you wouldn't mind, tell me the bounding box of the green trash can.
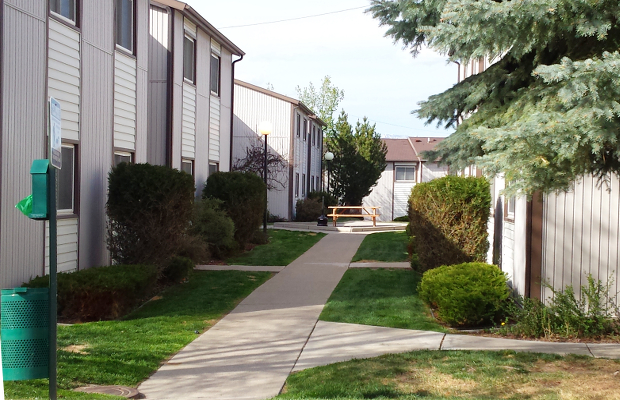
[1,287,49,381]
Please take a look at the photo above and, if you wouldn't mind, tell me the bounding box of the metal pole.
[48,166,57,400]
[263,134,268,234]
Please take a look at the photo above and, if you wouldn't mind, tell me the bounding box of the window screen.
[50,0,76,23]
[395,166,415,181]
[184,36,196,83]
[58,146,75,212]
[210,54,220,94]
[115,0,134,52]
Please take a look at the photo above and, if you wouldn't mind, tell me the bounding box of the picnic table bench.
[327,206,380,227]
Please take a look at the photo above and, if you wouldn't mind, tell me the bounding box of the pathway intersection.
[139,227,620,400]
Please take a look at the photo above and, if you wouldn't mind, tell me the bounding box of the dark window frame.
[296,114,301,137]
[295,173,299,197]
[58,144,76,214]
[210,53,220,95]
[184,35,196,84]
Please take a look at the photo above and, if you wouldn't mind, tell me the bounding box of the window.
[505,180,516,221]
[395,166,415,181]
[316,177,320,192]
[50,0,76,23]
[181,159,194,176]
[115,0,134,52]
[295,173,299,197]
[311,175,315,192]
[183,36,196,83]
[302,174,306,196]
[312,126,316,146]
[210,54,220,94]
[296,114,301,137]
[209,162,219,176]
[58,145,75,213]
[303,119,307,141]
[114,151,132,166]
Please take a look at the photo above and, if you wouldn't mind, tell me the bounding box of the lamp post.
[258,121,272,234]
[324,151,334,193]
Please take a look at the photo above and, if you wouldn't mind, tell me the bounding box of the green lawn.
[4,270,272,399]
[274,350,620,399]
[319,269,445,332]
[352,231,409,262]
[227,229,325,266]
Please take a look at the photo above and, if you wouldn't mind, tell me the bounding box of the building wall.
[147,4,170,166]
[0,0,48,287]
[363,163,394,222]
[194,28,211,196]
[540,175,620,302]
[421,162,448,182]
[232,84,292,220]
[219,49,233,172]
[78,0,115,270]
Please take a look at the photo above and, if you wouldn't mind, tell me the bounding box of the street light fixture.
[258,121,272,234]
[324,151,334,193]
[317,151,335,227]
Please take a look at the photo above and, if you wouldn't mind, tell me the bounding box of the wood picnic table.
[327,206,380,227]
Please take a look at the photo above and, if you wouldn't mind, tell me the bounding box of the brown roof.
[409,137,444,161]
[382,137,444,162]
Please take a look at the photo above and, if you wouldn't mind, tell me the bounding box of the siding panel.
[48,19,80,142]
[181,84,196,159]
[147,5,169,165]
[209,95,220,161]
[45,219,79,273]
[1,3,47,287]
[114,52,137,151]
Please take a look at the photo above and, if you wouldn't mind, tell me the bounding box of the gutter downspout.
[229,54,244,171]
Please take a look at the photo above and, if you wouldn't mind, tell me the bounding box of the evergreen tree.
[296,76,345,137]
[370,0,620,194]
[329,111,388,205]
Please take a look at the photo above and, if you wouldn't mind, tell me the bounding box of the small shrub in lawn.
[159,256,195,285]
[106,163,195,267]
[408,175,490,272]
[418,262,510,327]
[505,275,620,339]
[202,171,265,248]
[24,265,157,321]
[307,190,338,207]
[393,215,409,222]
[295,198,324,221]
[191,198,237,258]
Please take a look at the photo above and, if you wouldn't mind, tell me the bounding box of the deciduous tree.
[296,76,345,136]
[370,0,620,194]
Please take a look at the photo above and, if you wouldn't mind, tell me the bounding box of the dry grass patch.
[275,350,620,400]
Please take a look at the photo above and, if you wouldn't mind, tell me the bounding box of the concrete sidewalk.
[138,232,366,400]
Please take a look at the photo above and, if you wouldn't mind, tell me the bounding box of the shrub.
[24,265,157,322]
[191,198,237,258]
[393,215,409,222]
[418,262,510,327]
[295,198,324,221]
[176,234,211,265]
[202,171,266,248]
[307,190,338,207]
[505,275,620,339]
[159,256,195,285]
[408,175,490,272]
[106,163,195,267]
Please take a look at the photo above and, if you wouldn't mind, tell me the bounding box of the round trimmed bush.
[418,262,510,327]
[202,171,266,247]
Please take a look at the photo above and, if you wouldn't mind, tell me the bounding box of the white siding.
[394,181,415,219]
[114,52,137,150]
[233,83,292,219]
[209,95,221,161]
[45,219,79,274]
[184,18,197,37]
[363,164,394,222]
[422,162,448,182]
[540,175,620,303]
[182,84,196,158]
[48,19,80,141]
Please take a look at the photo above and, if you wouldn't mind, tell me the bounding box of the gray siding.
[1,1,47,287]
[219,50,233,171]
[194,29,211,195]
[541,175,620,302]
[135,0,149,162]
[147,4,170,165]
[363,164,394,222]
[171,10,183,169]
[79,0,115,270]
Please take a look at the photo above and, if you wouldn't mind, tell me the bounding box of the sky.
[186,0,457,139]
